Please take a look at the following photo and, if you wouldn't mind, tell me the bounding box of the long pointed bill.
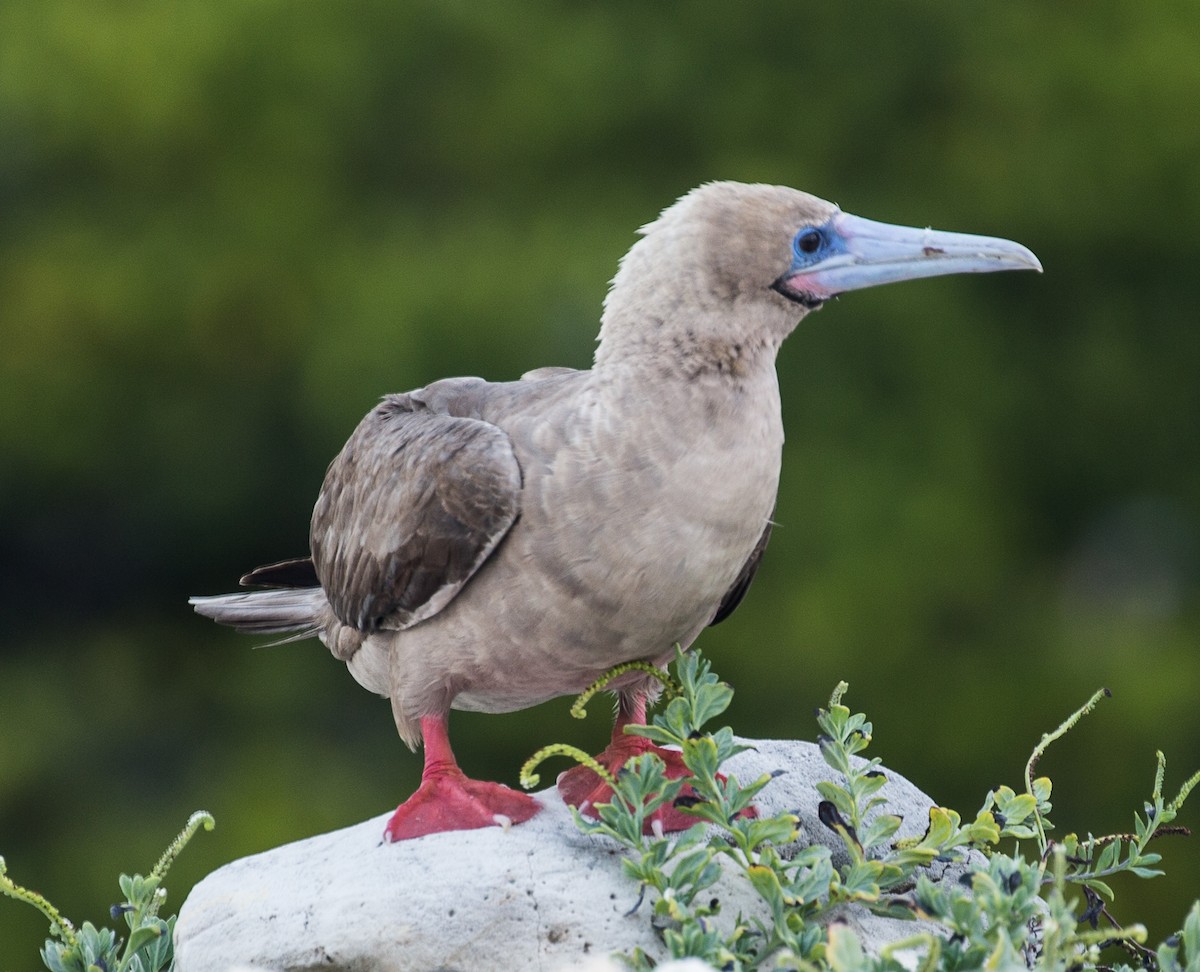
[776,211,1042,304]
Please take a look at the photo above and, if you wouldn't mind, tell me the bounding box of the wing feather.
[240,557,319,588]
[311,394,521,632]
[709,518,772,626]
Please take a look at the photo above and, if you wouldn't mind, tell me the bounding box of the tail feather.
[190,588,325,639]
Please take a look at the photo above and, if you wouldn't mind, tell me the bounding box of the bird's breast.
[394,368,786,717]
[510,371,782,651]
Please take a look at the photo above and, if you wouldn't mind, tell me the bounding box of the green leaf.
[818,732,853,776]
[676,797,729,829]
[667,846,720,895]
[921,806,961,847]
[859,813,903,851]
[781,847,835,906]
[718,771,773,817]
[839,859,885,901]
[887,846,941,870]
[816,781,856,819]
[1082,878,1115,901]
[680,735,721,783]
[964,811,1001,847]
[626,723,680,747]
[1095,840,1120,873]
[124,920,165,955]
[854,771,889,800]
[746,863,786,914]
[826,922,869,972]
[118,873,136,902]
[996,793,1038,827]
[729,813,800,851]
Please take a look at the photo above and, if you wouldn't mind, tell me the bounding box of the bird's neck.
[593,303,783,385]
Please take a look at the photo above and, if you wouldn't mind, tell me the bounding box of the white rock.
[176,738,957,972]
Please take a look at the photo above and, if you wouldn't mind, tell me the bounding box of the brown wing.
[709,518,772,626]
[310,394,522,633]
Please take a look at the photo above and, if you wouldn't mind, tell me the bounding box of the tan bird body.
[193,183,1039,840]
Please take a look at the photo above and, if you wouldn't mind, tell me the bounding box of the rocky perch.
[175,738,961,972]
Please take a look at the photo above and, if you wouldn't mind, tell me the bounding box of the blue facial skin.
[788,218,848,273]
[772,217,847,307]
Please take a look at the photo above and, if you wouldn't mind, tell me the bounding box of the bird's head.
[598,182,1041,368]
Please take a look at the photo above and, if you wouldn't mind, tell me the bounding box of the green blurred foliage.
[2,0,1198,958]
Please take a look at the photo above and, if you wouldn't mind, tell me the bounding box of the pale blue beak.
[774,211,1042,306]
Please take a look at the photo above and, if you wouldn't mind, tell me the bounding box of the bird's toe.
[383,769,541,841]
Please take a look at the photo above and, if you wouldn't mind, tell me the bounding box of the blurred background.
[2,0,1198,957]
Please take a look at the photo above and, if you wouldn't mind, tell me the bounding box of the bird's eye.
[795,229,823,255]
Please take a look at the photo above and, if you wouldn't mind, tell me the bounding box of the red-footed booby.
[192,182,1040,841]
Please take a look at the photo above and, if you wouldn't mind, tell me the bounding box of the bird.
[191,182,1040,842]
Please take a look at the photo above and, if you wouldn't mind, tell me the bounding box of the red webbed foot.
[557,695,755,835]
[384,767,541,841]
[557,735,703,834]
[385,713,541,842]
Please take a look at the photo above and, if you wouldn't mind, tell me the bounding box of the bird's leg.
[557,691,701,834]
[383,713,541,842]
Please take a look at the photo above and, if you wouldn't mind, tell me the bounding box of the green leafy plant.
[1,811,214,972]
[525,650,1199,971]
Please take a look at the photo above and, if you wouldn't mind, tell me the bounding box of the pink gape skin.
[383,714,541,842]
[556,695,754,835]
